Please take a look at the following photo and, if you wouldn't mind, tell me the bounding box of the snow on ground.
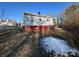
[40,36,79,55]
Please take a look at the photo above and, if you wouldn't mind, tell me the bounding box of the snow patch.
[40,36,79,55]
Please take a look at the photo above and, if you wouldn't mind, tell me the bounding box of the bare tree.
[61,3,79,49]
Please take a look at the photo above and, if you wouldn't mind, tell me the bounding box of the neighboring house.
[23,12,55,32]
[0,19,16,26]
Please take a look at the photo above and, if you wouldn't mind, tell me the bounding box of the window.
[31,19,33,22]
[31,16,34,22]
[39,18,41,21]
[47,19,50,22]
[53,19,55,21]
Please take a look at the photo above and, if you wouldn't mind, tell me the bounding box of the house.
[0,19,16,26]
[23,12,55,32]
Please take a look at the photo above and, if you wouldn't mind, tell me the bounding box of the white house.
[23,12,55,32]
[0,19,16,26]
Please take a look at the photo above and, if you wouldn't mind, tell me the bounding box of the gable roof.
[24,12,52,18]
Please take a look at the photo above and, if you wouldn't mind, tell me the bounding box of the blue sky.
[0,2,75,23]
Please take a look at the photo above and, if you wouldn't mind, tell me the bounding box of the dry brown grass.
[50,27,78,49]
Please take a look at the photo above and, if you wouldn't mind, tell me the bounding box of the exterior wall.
[23,14,53,26]
[24,26,49,32]
[0,19,16,26]
[33,16,40,26]
[23,13,54,32]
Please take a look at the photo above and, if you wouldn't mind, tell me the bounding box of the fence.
[0,26,16,32]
